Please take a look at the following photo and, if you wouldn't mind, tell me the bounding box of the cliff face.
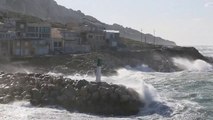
[0,0,176,46]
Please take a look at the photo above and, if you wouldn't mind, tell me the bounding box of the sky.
[55,0,213,46]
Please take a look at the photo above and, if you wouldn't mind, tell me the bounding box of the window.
[28,27,36,32]
[20,24,24,29]
[110,34,114,39]
[26,33,37,38]
[25,42,29,47]
[36,27,39,32]
[39,27,50,33]
[58,42,62,47]
[88,34,93,39]
[54,42,58,47]
[44,27,50,33]
[39,27,45,33]
[39,40,44,44]
[42,34,50,38]
[17,42,20,47]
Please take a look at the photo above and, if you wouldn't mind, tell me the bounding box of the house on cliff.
[51,28,64,53]
[0,30,16,58]
[80,19,106,51]
[13,20,51,56]
[51,28,90,54]
[0,19,16,59]
[104,30,120,48]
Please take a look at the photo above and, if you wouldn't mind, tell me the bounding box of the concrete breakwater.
[0,72,143,116]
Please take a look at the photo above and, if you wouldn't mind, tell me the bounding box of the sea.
[0,46,213,120]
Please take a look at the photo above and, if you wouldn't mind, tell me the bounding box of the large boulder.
[30,88,42,105]
[3,95,13,104]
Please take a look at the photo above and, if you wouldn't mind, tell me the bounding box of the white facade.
[104,30,120,47]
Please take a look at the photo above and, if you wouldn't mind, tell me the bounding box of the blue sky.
[55,0,213,46]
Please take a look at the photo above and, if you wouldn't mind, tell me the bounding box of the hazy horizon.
[55,0,213,46]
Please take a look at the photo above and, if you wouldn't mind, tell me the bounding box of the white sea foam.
[172,58,213,71]
[0,67,206,120]
[66,67,159,104]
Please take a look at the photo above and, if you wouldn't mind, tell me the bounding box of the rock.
[34,73,42,78]
[23,94,31,100]
[15,95,22,100]
[75,80,89,89]
[0,97,4,103]
[99,87,110,100]
[0,72,143,116]
[42,76,52,82]
[0,71,4,75]
[62,85,76,101]
[109,92,119,101]
[86,83,99,93]
[54,76,63,84]
[24,85,34,92]
[31,88,42,100]
[3,86,13,95]
[79,86,90,101]
[120,95,130,102]
[47,84,56,90]
[3,95,13,104]
[91,91,100,102]
[21,91,28,97]
[0,88,5,95]
[57,95,68,105]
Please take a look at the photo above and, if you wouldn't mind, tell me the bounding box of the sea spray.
[141,81,161,106]
[67,68,163,108]
[172,58,213,71]
[1,66,208,119]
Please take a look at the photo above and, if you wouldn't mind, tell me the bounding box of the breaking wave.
[172,58,213,72]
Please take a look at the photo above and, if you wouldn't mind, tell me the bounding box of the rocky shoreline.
[0,72,143,116]
[0,46,211,75]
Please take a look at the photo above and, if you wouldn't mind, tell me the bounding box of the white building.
[104,30,120,47]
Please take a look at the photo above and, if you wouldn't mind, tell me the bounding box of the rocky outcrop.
[0,72,143,116]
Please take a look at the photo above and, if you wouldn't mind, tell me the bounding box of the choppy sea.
[1,46,213,120]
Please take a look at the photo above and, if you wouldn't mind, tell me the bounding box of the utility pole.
[145,36,147,47]
[141,29,143,43]
[141,29,143,49]
[153,29,156,46]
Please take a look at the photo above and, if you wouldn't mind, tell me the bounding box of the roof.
[104,30,120,33]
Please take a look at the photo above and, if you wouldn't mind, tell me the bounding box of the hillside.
[0,0,176,46]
